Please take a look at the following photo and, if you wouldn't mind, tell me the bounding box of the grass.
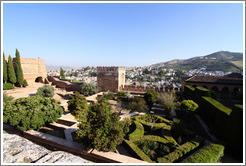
[230,61,243,69]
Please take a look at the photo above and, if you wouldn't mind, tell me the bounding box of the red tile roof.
[185,75,243,85]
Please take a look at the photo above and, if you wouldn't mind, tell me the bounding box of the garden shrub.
[120,117,132,134]
[36,85,54,97]
[128,121,144,141]
[117,91,126,97]
[3,93,13,108]
[158,136,204,163]
[158,92,176,115]
[129,97,148,112]
[183,142,224,163]
[3,95,63,131]
[144,89,159,108]
[180,100,199,113]
[124,139,154,163]
[3,83,14,90]
[68,92,88,117]
[102,91,115,100]
[76,99,125,151]
[80,83,98,96]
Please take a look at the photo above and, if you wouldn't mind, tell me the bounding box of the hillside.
[152,51,243,72]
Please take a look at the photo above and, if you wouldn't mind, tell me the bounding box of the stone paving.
[3,130,89,163]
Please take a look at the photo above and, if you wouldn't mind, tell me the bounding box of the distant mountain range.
[46,65,81,71]
[151,51,243,72]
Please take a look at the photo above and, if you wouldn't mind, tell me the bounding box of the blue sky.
[3,2,244,67]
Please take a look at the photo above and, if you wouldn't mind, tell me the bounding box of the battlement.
[97,66,126,72]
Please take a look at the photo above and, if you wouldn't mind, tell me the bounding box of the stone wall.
[121,85,181,92]
[97,66,126,92]
[48,76,82,91]
[11,58,47,85]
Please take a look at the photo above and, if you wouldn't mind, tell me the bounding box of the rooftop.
[185,74,243,85]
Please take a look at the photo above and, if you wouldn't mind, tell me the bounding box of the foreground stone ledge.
[3,130,89,163]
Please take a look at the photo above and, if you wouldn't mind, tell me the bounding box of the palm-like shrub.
[80,83,98,96]
[36,85,54,97]
[159,92,176,115]
[3,95,63,131]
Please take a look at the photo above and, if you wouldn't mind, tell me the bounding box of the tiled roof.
[185,75,243,85]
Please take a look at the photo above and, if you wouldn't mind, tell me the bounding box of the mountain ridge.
[151,51,243,72]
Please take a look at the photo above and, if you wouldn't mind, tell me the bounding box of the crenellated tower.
[97,66,126,92]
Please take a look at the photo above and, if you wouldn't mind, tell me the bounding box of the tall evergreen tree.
[7,55,16,85]
[15,49,24,87]
[3,52,8,83]
[60,67,65,79]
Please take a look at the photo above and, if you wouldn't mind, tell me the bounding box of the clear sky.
[3,2,244,67]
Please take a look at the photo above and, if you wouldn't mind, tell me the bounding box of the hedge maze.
[123,114,206,163]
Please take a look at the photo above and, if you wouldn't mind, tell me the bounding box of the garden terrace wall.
[183,141,224,163]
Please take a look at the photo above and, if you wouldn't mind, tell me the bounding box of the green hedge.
[3,83,15,90]
[195,87,211,98]
[157,136,204,163]
[134,114,172,130]
[134,135,170,145]
[183,85,196,100]
[183,142,224,163]
[3,95,63,131]
[128,121,144,141]
[200,97,232,136]
[226,104,243,155]
[123,139,154,163]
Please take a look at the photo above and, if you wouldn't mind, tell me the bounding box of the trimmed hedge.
[226,104,243,155]
[183,142,224,163]
[135,135,170,145]
[195,87,211,98]
[128,121,144,141]
[183,85,195,100]
[124,139,154,163]
[157,136,204,163]
[134,114,172,130]
[200,96,232,136]
[3,83,14,90]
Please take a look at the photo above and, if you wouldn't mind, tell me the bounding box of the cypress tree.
[60,67,65,79]
[15,49,24,87]
[3,52,7,83]
[7,55,16,85]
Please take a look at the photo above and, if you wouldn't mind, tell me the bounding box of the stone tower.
[97,66,126,92]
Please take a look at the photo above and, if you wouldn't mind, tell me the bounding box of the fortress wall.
[12,58,47,85]
[47,76,81,91]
